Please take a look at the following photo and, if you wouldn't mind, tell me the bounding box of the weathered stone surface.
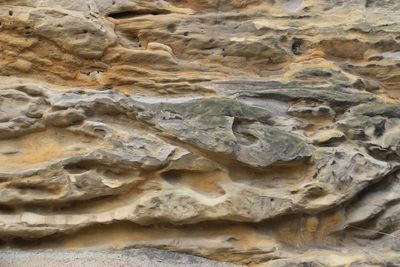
[0,0,400,266]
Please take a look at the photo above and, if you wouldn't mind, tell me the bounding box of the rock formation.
[0,0,400,266]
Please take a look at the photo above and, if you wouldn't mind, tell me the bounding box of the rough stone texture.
[0,0,400,266]
[0,249,241,267]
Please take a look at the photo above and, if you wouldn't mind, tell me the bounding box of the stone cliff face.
[0,0,400,266]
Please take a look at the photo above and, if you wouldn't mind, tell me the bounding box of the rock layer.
[0,0,400,266]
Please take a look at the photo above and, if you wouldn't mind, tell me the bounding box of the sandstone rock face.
[0,0,400,266]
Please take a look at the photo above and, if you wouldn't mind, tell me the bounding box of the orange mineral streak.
[0,129,107,173]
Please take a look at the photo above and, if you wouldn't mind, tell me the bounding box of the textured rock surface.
[0,249,240,267]
[0,0,400,266]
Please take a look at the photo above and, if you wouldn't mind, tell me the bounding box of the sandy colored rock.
[0,0,400,266]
